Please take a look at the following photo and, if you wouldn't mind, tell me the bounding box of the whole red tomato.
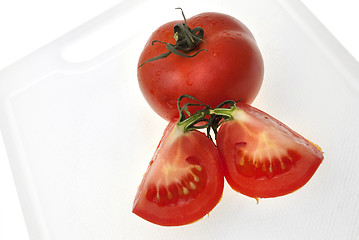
[138,9,264,121]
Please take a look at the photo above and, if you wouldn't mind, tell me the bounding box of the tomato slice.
[216,103,324,198]
[133,120,224,226]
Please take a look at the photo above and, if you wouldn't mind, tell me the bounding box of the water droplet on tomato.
[186,78,193,86]
[211,20,218,26]
[156,71,161,76]
[165,99,177,109]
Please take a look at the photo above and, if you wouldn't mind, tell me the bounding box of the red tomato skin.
[216,103,324,198]
[138,12,264,121]
[133,120,224,226]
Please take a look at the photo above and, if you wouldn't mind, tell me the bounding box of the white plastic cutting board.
[1,0,359,239]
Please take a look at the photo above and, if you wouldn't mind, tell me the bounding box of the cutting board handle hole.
[61,14,136,63]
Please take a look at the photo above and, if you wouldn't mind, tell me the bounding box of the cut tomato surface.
[133,120,224,226]
[216,103,324,198]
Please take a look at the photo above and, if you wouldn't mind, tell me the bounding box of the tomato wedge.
[215,103,324,198]
[133,120,224,226]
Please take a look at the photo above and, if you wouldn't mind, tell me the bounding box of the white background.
[0,0,358,239]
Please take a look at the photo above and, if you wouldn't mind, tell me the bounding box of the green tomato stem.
[139,8,207,68]
[210,106,237,120]
[177,109,210,132]
[176,95,211,132]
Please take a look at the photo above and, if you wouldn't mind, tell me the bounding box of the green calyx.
[176,95,240,141]
[176,95,212,132]
[139,8,207,68]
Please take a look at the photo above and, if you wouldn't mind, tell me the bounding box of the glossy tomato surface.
[216,103,323,198]
[138,12,264,121]
[133,120,224,226]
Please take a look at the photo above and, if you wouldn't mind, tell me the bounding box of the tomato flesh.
[216,103,324,198]
[133,120,224,226]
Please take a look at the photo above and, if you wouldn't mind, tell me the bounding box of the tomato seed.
[194,165,202,171]
[239,157,245,166]
[193,174,200,182]
[167,191,173,199]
